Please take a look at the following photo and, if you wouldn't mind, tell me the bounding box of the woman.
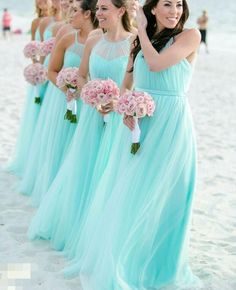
[65,0,202,289]
[32,0,51,40]
[39,0,62,42]
[28,0,134,253]
[19,0,97,206]
[7,0,51,177]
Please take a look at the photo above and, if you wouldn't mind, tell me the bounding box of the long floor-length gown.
[28,34,132,251]
[65,38,202,290]
[7,26,51,177]
[19,31,84,206]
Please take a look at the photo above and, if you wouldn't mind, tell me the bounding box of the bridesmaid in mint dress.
[28,0,133,251]
[37,0,63,100]
[19,0,97,206]
[65,0,202,289]
[7,0,51,177]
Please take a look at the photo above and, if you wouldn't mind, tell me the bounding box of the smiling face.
[152,0,183,31]
[95,0,125,30]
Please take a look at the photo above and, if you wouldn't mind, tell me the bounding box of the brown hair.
[80,0,99,28]
[131,0,189,65]
[111,0,132,32]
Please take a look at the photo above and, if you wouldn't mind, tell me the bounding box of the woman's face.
[153,0,183,31]
[96,0,125,29]
[37,0,51,10]
[60,0,74,13]
[51,0,61,10]
[69,1,85,29]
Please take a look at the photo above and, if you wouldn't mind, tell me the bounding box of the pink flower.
[23,41,41,59]
[115,89,156,118]
[23,63,47,85]
[56,67,79,89]
[80,78,120,108]
[135,103,147,118]
[39,38,56,56]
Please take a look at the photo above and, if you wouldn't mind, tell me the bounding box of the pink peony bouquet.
[80,78,120,123]
[23,63,47,104]
[23,41,41,61]
[115,90,156,154]
[56,67,79,123]
[39,37,56,57]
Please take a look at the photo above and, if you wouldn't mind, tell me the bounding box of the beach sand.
[0,32,235,289]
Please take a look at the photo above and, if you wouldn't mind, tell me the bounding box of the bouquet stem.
[70,99,78,123]
[131,117,141,155]
[34,85,41,105]
[103,113,109,124]
[64,109,73,120]
[34,97,41,105]
[131,143,140,154]
[70,114,77,123]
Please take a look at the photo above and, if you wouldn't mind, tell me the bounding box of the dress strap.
[74,29,80,45]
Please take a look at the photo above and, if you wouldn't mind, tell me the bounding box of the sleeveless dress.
[7,27,42,177]
[19,31,84,206]
[66,38,202,289]
[38,20,55,102]
[27,35,131,252]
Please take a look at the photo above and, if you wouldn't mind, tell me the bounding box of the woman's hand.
[123,114,135,131]
[66,89,80,101]
[60,86,67,94]
[97,102,114,115]
[135,5,148,31]
[31,57,39,64]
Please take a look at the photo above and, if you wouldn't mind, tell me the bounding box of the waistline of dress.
[135,87,186,98]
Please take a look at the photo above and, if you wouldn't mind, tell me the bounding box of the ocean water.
[1,0,236,33]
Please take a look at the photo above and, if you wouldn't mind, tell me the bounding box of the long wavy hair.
[131,0,189,64]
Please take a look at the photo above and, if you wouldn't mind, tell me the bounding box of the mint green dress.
[7,27,43,177]
[28,35,131,253]
[19,31,84,206]
[66,38,202,289]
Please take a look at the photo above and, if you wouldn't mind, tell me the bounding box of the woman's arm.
[77,34,102,90]
[120,36,136,95]
[47,35,69,88]
[136,7,201,72]
[31,18,40,40]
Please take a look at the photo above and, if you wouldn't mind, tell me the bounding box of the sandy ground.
[0,32,236,289]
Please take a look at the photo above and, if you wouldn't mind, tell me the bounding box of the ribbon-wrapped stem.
[131,116,141,154]
[34,85,41,105]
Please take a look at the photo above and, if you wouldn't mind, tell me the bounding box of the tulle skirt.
[28,104,106,250]
[19,83,81,206]
[64,93,202,289]
[7,83,48,177]
[63,113,128,259]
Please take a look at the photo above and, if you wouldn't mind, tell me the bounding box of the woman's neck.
[79,23,95,42]
[54,10,62,21]
[105,24,129,42]
[41,9,49,17]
